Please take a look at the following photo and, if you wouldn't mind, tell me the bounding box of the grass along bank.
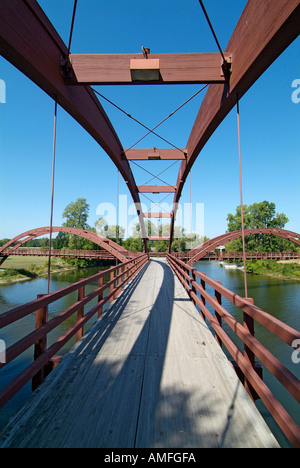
[0,256,75,284]
[245,259,300,280]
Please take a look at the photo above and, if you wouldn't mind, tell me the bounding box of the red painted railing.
[175,251,300,261]
[1,252,299,446]
[1,248,299,262]
[0,254,148,409]
[1,248,116,258]
[166,253,300,448]
[0,248,141,260]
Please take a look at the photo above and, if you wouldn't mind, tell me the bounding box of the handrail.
[173,251,300,260]
[0,248,147,260]
[166,253,300,448]
[169,254,299,345]
[0,255,142,327]
[1,248,300,262]
[0,254,148,410]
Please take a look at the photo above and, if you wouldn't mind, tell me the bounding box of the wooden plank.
[69,53,228,85]
[0,268,151,448]
[138,185,176,193]
[124,148,187,161]
[0,260,279,448]
[144,213,172,218]
[134,264,278,448]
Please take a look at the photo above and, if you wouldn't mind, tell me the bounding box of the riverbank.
[0,258,75,284]
[223,259,300,281]
[0,256,116,284]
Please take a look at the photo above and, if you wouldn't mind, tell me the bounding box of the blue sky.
[0,0,299,240]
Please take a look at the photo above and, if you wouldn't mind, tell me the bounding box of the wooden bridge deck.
[0,259,279,448]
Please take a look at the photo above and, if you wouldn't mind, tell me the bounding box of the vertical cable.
[198,0,226,63]
[236,96,248,298]
[116,169,119,265]
[47,99,58,295]
[190,172,193,250]
[116,169,119,245]
[67,0,78,58]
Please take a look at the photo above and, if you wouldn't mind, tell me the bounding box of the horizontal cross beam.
[68,53,231,85]
[124,148,186,160]
[144,212,172,218]
[138,185,176,193]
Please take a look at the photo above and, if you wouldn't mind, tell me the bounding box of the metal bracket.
[61,56,75,81]
[221,55,232,80]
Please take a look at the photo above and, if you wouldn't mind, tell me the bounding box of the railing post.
[116,265,123,297]
[32,294,48,391]
[127,263,130,283]
[110,269,115,303]
[125,263,130,285]
[114,266,119,299]
[190,267,196,305]
[243,297,257,400]
[214,281,222,348]
[98,276,103,318]
[76,280,85,341]
[200,273,206,321]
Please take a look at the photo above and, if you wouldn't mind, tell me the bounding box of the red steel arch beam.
[0,227,132,264]
[169,0,300,251]
[0,0,147,251]
[189,228,300,258]
[187,228,300,265]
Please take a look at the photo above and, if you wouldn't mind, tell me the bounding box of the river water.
[0,261,299,447]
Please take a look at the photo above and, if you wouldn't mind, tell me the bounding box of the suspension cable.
[140,192,172,215]
[47,99,58,295]
[116,169,119,246]
[236,95,248,298]
[125,84,209,153]
[142,159,180,186]
[91,88,185,153]
[198,0,226,64]
[130,159,179,188]
[67,0,78,58]
[190,172,193,250]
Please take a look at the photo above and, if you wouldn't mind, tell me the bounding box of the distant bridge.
[1,227,299,267]
[0,248,136,262]
[0,226,132,266]
[1,248,300,265]
[187,228,300,265]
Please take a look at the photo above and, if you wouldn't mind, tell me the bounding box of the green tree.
[63,198,89,230]
[226,201,291,252]
[54,232,69,249]
[0,238,11,247]
[62,198,90,250]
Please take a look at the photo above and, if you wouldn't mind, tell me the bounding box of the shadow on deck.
[0,260,279,448]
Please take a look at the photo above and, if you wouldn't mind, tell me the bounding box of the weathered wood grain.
[69,53,227,85]
[0,260,279,448]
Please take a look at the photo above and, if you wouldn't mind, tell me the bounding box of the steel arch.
[169,0,300,251]
[0,1,299,253]
[187,228,300,265]
[0,226,131,264]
